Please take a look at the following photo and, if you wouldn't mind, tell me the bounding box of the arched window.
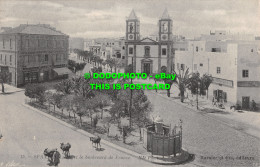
[144,46,150,57]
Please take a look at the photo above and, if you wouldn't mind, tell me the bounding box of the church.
[125,9,174,75]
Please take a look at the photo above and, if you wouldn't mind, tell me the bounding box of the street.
[145,90,260,167]
[0,92,161,167]
[0,89,259,167]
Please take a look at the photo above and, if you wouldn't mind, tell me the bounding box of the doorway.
[242,96,250,109]
[143,63,151,75]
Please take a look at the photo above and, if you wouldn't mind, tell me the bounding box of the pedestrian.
[212,97,215,106]
[251,100,256,111]
[52,149,61,167]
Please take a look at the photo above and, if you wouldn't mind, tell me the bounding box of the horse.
[52,150,61,167]
[60,142,71,158]
[43,148,56,162]
[90,136,101,149]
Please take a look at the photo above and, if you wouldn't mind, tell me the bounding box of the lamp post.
[196,80,199,110]
[129,57,133,127]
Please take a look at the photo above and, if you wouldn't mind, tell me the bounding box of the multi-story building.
[175,32,260,109]
[125,9,174,74]
[0,24,70,87]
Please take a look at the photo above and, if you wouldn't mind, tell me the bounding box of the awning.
[53,67,72,75]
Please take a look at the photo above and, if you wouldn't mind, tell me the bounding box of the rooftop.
[0,24,67,36]
[161,8,171,20]
[127,9,138,20]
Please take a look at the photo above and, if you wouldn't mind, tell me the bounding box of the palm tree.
[173,68,191,103]
[200,74,213,99]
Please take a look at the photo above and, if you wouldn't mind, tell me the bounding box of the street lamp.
[129,57,133,127]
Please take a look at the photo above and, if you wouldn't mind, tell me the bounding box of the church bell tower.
[158,8,174,73]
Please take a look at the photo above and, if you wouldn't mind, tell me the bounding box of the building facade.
[0,24,69,87]
[125,9,174,74]
[175,32,260,108]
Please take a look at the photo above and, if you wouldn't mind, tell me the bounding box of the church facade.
[125,9,174,75]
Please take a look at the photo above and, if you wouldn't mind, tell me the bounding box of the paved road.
[0,92,164,167]
[1,89,259,167]
[145,90,260,167]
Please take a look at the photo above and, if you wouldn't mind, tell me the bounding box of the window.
[10,39,12,49]
[10,55,12,65]
[251,49,253,52]
[194,64,197,70]
[37,39,40,48]
[181,64,185,70]
[129,47,133,54]
[162,48,167,55]
[122,46,125,50]
[200,63,203,67]
[31,55,36,63]
[212,48,221,52]
[217,67,221,74]
[26,39,29,48]
[242,70,249,78]
[144,46,150,57]
[56,54,62,62]
[122,56,125,59]
[3,39,5,48]
[4,55,6,65]
[116,52,121,58]
[54,40,57,48]
[0,54,2,63]
[196,46,198,52]
[45,54,48,62]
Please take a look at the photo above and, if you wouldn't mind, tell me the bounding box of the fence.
[143,123,182,157]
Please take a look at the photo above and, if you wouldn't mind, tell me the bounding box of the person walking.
[251,100,256,111]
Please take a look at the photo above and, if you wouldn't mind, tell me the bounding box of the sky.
[0,0,259,39]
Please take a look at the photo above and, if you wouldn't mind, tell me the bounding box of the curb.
[22,103,190,165]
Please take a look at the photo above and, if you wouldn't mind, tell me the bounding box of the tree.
[132,90,152,141]
[187,72,200,95]
[25,84,46,104]
[72,95,86,125]
[45,91,55,112]
[110,100,125,128]
[55,79,74,95]
[105,58,121,72]
[95,93,111,119]
[173,68,191,103]
[60,94,74,119]
[0,71,10,93]
[72,77,94,98]
[52,93,63,112]
[125,64,133,74]
[161,66,175,97]
[200,74,213,99]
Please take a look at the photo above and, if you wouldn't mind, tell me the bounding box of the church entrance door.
[143,63,151,75]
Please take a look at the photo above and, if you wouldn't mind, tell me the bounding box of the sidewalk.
[134,78,260,140]
[0,84,24,95]
[22,102,191,165]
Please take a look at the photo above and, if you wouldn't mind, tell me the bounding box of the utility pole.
[129,57,133,127]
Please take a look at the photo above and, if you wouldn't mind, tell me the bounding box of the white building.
[175,35,260,109]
